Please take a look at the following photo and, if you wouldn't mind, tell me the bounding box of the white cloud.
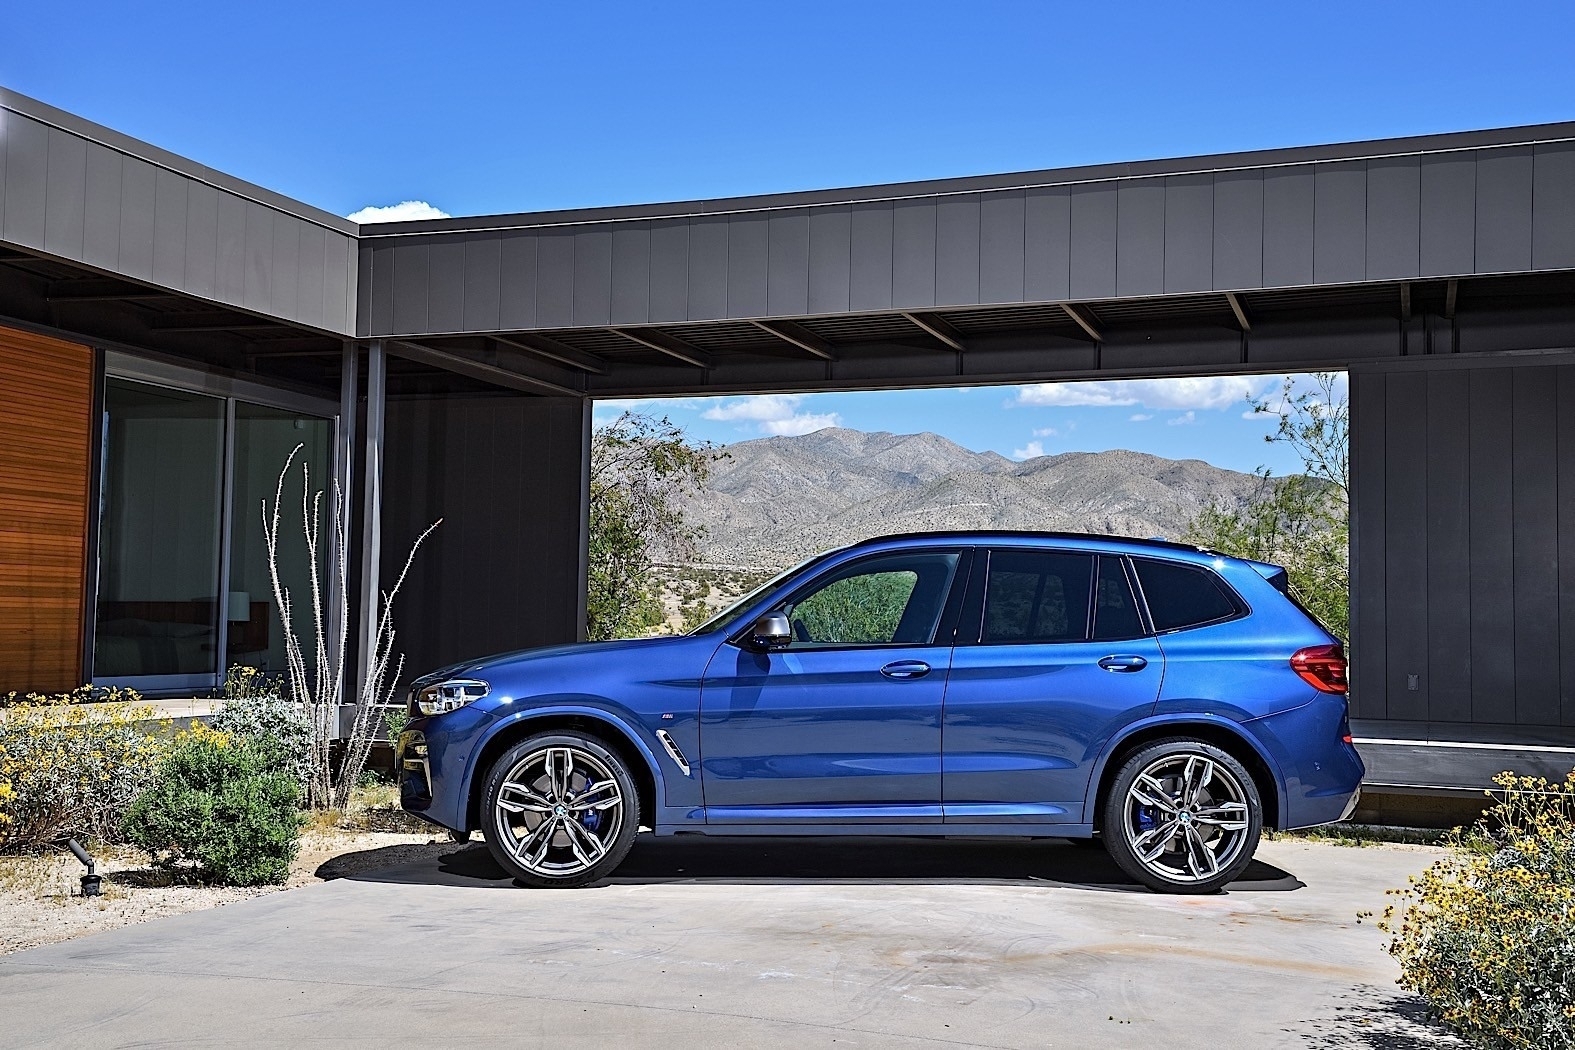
[1012,440,1046,460]
[702,394,839,437]
[1167,411,1198,426]
[1129,413,1153,422]
[347,200,451,223]
[1032,426,1059,437]
[1014,375,1274,411]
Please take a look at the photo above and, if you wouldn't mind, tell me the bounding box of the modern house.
[3,86,1575,794]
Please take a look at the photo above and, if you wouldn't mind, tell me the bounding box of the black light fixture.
[67,839,101,897]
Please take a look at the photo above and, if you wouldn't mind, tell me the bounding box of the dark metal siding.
[1353,361,1575,732]
[382,394,587,672]
[0,100,357,336]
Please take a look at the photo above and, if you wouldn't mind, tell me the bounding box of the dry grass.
[1267,823,1449,848]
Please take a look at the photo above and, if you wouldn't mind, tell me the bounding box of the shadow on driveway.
[322,834,1304,893]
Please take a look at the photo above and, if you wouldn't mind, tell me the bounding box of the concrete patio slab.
[0,837,1457,1048]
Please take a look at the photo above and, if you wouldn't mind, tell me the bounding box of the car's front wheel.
[1101,738,1262,894]
[481,731,641,888]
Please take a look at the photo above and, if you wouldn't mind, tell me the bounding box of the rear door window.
[1132,558,1243,632]
[980,550,1095,644]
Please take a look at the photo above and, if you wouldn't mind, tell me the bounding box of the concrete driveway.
[0,836,1456,1049]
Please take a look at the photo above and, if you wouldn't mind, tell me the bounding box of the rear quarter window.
[1133,558,1244,633]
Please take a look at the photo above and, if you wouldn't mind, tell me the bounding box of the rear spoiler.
[1247,560,1291,593]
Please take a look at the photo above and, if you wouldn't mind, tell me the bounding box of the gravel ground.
[0,827,458,956]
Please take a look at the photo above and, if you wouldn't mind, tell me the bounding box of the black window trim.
[1093,554,1153,642]
[726,546,971,652]
[1128,555,1250,635]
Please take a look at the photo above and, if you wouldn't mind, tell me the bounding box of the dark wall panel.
[687,216,729,320]
[1467,369,1515,726]
[216,193,247,307]
[1116,178,1165,297]
[151,168,189,291]
[1212,170,1263,290]
[1163,173,1212,294]
[462,234,503,332]
[935,193,981,306]
[1351,370,1387,718]
[1533,143,1575,270]
[1023,186,1071,302]
[892,198,936,308]
[649,219,689,323]
[1424,370,1472,722]
[425,236,465,333]
[1314,161,1367,284]
[497,233,537,330]
[390,240,429,334]
[610,222,651,326]
[1475,146,1534,273]
[295,223,326,331]
[1512,369,1560,724]
[383,395,587,676]
[572,226,613,326]
[183,181,219,302]
[849,201,894,312]
[1262,166,1315,287]
[1560,366,1575,726]
[1382,371,1429,721]
[978,189,1025,304]
[368,240,395,335]
[269,217,300,322]
[241,200,274,316]
[726,214,768,318]
[535,231,575,328]
[767,210,811,316]
[1419,154,1476,278]
[1069,183,1117,299]
[1365,157,1420,281]
[807,205,851,314]
[2,115,47,249]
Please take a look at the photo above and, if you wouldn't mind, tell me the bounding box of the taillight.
[1291,644,1348,694]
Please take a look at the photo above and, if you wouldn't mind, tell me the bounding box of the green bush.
[207,666,313,790]
[126,725,304,886]
[1376,770,1575,1049]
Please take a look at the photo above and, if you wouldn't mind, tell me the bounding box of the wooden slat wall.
[0,326,94,693]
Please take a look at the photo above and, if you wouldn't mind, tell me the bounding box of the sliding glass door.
[93,372,336,695]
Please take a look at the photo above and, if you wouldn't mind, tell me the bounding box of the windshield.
[688,551,838,636]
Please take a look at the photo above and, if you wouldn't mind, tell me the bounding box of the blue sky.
[2,2,1566,472]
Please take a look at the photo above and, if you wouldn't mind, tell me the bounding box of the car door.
[943,549,1163,825]
[698,547,968,825]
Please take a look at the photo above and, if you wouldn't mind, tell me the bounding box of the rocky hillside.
[680,428,1267,568]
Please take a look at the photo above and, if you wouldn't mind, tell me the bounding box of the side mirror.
[749,612,792,649]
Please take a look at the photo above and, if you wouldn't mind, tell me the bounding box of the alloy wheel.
[492,745,626,878]
[1120,752,1252,885]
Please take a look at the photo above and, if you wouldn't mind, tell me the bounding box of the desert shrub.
[0,687,166,850]
[1377,770,1575,1049]
[125,724,304,886]
[207,666,313,790]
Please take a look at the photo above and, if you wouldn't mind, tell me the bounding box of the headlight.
[414,679,489,716]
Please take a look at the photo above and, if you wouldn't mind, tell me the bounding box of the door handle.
[1098,655,1148,673]
[880,660,932,680]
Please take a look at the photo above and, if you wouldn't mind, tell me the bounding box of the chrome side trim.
[655,729,692,777]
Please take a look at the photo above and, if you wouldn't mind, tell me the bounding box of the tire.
[1101,738,1262,894]
[481,731,641,888]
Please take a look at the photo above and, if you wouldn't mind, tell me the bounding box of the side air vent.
[655,729,692,776]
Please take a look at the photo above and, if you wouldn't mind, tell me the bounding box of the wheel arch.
[464,708,664,834]
[1086,716,1285,831]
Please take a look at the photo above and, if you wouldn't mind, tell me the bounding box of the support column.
[354,339,385,704]
[328,342,358,697]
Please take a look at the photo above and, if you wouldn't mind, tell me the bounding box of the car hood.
[410,633,708,687]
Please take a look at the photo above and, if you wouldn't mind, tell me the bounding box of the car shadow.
[331,835,1304,894]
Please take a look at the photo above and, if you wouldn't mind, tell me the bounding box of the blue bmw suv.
[398,532,1362,893]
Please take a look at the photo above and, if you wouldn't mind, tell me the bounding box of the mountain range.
[679,428,1267,568]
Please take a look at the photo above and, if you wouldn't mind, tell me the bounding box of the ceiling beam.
[608,327,713,369]
[491,332,608,374]
[1060,303,1103,343]
[149,312,282,332]
[388,340,581,397]
[1400,282,1412,321]
[46,279,179,304]
[1224,292,1252,333]
[1445,278,1459,320]
[751,319,837,360]
[899,311,966,351]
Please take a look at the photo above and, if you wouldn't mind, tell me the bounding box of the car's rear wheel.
[1101,739,1261,894]
[481,731,641,888]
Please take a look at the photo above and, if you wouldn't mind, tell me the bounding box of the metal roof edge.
[0,86,360,237]
[358,119,1575,238]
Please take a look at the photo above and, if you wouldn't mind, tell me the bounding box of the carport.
[3,84,1575,790]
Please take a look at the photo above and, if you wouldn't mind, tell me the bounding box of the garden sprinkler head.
[67,838,101,897]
